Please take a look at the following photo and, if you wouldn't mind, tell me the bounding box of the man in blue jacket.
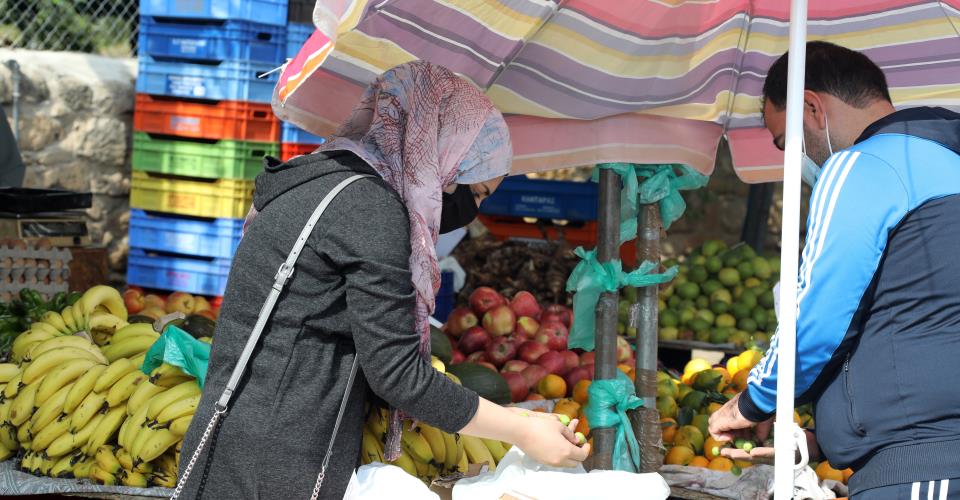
[709,41,960,499]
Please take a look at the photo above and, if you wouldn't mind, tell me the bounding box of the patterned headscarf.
[318,61,512,458]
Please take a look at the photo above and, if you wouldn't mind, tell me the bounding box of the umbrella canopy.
[274,0,960,182]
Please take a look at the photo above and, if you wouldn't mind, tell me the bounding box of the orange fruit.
[689,456,710,468]
[554,399,581,420]
[707,402,723,415]
[572,380,592,405]
[732,369,750,392]
[842,468,854,484]
[708,457,735,472]
[704,436,729,460]
[660,418,678,444]
[526,393,545,401]
[664,445,695,466]
[537,374,567,400]
[815,461,844,482]
[674,425,705,454]
[735,460,753,469]
[627,368,636,381]
[576,413,590,436]
[713,368,732,390]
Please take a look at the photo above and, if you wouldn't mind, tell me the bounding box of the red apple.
[466,351,490,364]
[165,292,195,314]
[544,304,573,328]
[477,361,498,373]
[509,291,542,320]
[482,305,516,337]
[565,366,593,389]
[515,317,540,339]
[458,326,491,355]
[445,307,478,337]
[122,289,145,314]
[579,351,596,367]
[521,364,549,389]
[469,287,506,316]
[144,294,166,310]
[582,363,595,378]
[485,337,517,367]
[502,372,529,402]
[537,351,569,376]
[501,359,529,374]
[560,351,580,373]
[518,341,550,364]
[535,322,569,351]
[450,349,465,364]
[616,336,633,363]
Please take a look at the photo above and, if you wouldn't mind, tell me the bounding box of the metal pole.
[629,202,662,473]
[591,168,621,470]
[774,0,808,497]
[5,60,20,141]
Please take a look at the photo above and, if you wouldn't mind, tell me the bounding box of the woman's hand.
[513,414,590,468]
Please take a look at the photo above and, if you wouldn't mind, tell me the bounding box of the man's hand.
[708,392,759,441]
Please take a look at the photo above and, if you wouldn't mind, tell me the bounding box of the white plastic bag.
[439,256,467,293]
[343,463,441,500]
[453,448,670,500]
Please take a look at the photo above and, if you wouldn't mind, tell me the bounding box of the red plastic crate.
[281,143,322,161]
[134,94,280,142]
[478,215,639,267]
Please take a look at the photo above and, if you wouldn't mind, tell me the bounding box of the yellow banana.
[89,465,117,485]
[38,453,58,476]
[481,438,507,464]
[29,321,62,338]
[146,380,200,421]
[64,364,106,414]
[169,414,193,437]
[111,323,159,344]
[430,356,446,373]
[444,372,462,385]
[26,335,107,365]
[80,286,128,322]
[60,306,78,332]
[155,452,178,476]
[106,370,147,408]
[154,393,199,426]
[36,358,98,406]
[73,456,94,479]
[40,311,71,334]
[0,363,20,383]
[127,380,166,416]
[93,358,136,393]
[47,412,102,457]
[85,404,128,455]
[17,419,32,444]
[129,420,155,460]
[19,451,36,472]
[134,427,179,465]
[31,414,70,451]
[22,347,104,385]
[9,378,42,426]
[102,336,157,363]
[116,446,134,470]
[413,456,430,479]
[0,424,18,451]
[361,427,384,464]
[2,371,22,399]
[95,444,122,475]
[50,451,82,478]
[461,435,496,470]
[417,424,447,467]
[149,363,193,388]
[30,384,73,435]
[69,391,107,433]
[0,394,12,424]
[365,408,388,440]
[129,352,147,369]
[88,311,128,336]
[401,425,435,464]
[120,401,150,449]
[0,442,11,462]
[11,329,55,363]
[389,448,418,477]
[151,470,177,487]
[441,431,459,470]
[122,470,149,487]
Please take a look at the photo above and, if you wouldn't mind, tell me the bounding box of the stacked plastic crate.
[280,18,326,161]
[127,0,288,296]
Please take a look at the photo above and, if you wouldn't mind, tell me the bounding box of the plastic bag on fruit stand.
[343,463,442,500]
[141,325,211,387]
[453,447,669,500]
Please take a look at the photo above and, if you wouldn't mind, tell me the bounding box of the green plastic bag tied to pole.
[565,248,677,350]
[584,372,644,472]
[141,325,211,388]
[594,163,709,232]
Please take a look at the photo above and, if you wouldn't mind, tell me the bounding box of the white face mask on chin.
[800,113,834,188]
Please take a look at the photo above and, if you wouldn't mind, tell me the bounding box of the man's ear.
[802,90,827,130]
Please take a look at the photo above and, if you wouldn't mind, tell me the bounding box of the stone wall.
[0,49,136,284]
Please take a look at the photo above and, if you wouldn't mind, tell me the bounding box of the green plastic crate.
[132,132,277,180]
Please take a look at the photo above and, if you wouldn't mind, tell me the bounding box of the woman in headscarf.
[177,61,589,499]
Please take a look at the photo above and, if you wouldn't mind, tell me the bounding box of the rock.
[60,116,128,165]
[18,113,63,151]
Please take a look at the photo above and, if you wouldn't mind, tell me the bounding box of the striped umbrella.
[273,0,960,183]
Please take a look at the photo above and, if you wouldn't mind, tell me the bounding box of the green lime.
[729,330,750,347]
[659,327,679,341]
[702,280,724,295]
[689,265,709,284]
[663,258,679,269]
[710,300,730,315]
[696,310,716,325]
[769,257,781,274]
[690,318,711,334]
[743,277,762,289]
[668,295,683,309]
[718,268,741,287]
[702,240,726,257]
[661,310,680,328]
[715,314,737,329]
[695,330,711,342]
[731,302,751,320]
[752,257,772,279]
[710,289,733,304]
[737,261,755,279]
[658,299,667,312]
[724,254,743,268]
[705,256,723,274]
[695,296,710,310]
[740,290,758,309]
[759,290,775,308]
[692,255,707,266]
[710,328,732,344]
[677,282,701,300]
[679,307,697,325]
[738,318,758,332]
[752,308,768,328]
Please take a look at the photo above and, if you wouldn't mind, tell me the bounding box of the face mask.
[800,112,834,188]
[439,184,479,234]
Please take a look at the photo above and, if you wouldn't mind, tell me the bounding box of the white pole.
[774,0,808,498]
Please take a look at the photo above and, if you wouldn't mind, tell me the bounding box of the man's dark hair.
[762,41,892,110]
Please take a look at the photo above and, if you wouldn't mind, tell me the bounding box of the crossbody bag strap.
[171,174,373,500]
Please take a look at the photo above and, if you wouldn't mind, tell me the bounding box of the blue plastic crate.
[129,209,243,259]
[141,0,287,26]
[139,17,286,65]
[479,176,598,221]
[281,122,325,145]
[434,271,455,323]
[136,55,278,103]
[127,247,232,296]
[286,22,312,58]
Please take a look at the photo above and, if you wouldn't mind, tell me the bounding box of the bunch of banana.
[118,376,199,474]
[101,323,160,363]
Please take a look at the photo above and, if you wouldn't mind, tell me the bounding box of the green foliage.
[0,0,136,55]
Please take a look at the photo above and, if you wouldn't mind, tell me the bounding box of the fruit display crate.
[129,209,243,259]
[140,0,288,26]
[286,22,312,58]
[280,142,321,161]
[127,247,232,296]
[139,17,286,65]
[132,132,275,180]
[130,171,254,219]
[281,121,325,145]
[480,176,598,222]
[134,94,280,142]
[136,55,278,103]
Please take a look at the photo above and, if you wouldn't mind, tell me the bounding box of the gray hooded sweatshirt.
[177,151,479,499]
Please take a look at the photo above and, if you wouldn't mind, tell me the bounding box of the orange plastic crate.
[281,143,321,161]
[133,94,280,142]
[478,215,639,267]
